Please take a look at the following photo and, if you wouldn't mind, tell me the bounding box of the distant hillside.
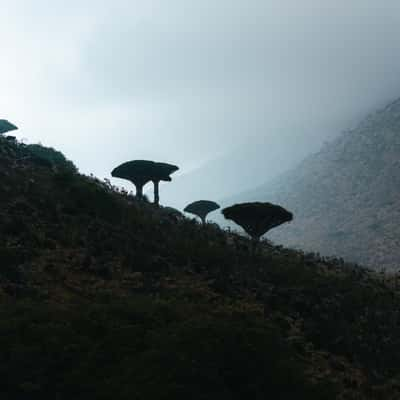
[1,136,400,398]
[227,98,400,271]
[159,134,323,210]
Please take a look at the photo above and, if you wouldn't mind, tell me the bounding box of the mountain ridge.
[225,98,400,270]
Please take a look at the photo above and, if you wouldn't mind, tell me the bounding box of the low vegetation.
[1,136,400,399]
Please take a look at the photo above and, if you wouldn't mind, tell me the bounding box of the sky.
[2,0,400,207]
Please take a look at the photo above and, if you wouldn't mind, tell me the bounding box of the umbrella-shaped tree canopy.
[152,162,179,181]
[112,160,154,199]
[184,200,220,224]
[222,202,293,241]
[111,160,179,203]
[0,120,18,135]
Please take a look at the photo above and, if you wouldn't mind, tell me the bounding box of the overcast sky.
[2,1,400,205]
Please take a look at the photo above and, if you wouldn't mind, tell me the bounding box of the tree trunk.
[135,184,144,200]
[153,180,160,205]
[201,215,206,224]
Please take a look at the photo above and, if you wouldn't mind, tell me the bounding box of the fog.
[2,0,400,208]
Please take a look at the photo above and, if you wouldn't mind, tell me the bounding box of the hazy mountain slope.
[227,98,400,271]
[2,136,400,398]
[159,134,325,210]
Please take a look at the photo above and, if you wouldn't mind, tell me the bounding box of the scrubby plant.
[163,206,184,219]
[26,144,77,172]
[184,200,220,224]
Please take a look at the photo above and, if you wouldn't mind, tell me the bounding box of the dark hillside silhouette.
[1,136,400,398]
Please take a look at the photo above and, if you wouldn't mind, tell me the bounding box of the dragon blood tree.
[184,200,220,224]
[222,202,293,253]
[0,120,18,135]
[111,160,178,204]
[151,162,179,205]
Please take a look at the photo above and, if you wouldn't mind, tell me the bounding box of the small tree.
[0,120,18,135]
[184,200,220,224]
[222,202,293,253]
[111,160,178,203]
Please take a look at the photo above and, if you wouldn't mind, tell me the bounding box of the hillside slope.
[1,136,400,399]
[159,135,319,210]
[228,98,400,271]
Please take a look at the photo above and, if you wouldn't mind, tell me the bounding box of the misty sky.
[2,1,400,207]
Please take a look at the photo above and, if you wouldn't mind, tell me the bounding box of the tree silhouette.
[222,202,293,253]
[184,200,220,224]
[0,120,18,135]
[151,162,179,205]
[111,160,178,203]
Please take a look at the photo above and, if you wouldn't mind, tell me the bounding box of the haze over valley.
[222,98,400,270]
[3,1,400,207]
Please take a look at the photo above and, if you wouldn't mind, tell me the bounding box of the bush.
[26,144,77,172]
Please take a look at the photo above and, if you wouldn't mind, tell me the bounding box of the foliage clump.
[26,144,77,172]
